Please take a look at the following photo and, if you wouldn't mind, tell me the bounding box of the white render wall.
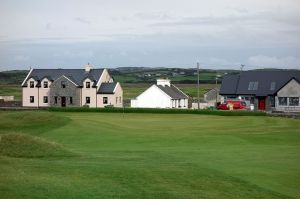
[81,78,97,107]
[131,85,172,108]
[22,78,39,107]
[39,78,51,107]
[97,83,123,108]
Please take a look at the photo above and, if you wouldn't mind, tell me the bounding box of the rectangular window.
[86,97,90,104]
[44,81,48,88]
[103,97,108,104]
[70,97,73,104]
[119,97,122,103]
[61,81,66,88]
[116,97,118,104]
[289,97,299,106]
[30,81,34,88]
[43,96,48,103]
[86,82,90,88]
[278,97,287,106]
[30,96,34,103]
[54,96,58,104]
[270,82,276,91]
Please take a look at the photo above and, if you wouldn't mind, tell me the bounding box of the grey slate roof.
[220,71,300,96]
[98,83,117,94]
[22,69,104,87]
[156,85,189,99]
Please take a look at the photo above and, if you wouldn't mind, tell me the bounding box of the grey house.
[220,71,300,111]
[203,88,224,105]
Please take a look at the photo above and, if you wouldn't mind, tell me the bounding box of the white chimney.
[85,63,92,72]
[157,78,171,87]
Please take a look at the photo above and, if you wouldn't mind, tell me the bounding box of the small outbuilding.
[131,79,189,108]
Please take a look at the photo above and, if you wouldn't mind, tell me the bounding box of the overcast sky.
[0,0,300,71]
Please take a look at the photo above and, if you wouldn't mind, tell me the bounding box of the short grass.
[0,111,299,198]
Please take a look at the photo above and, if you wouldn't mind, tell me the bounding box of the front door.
[61,97,66,107]
[258,97,266,110]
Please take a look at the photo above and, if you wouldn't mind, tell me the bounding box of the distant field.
[0,84,22,100]
[0,83,216,103]
[0,111,299,199]
[122,83,216,101]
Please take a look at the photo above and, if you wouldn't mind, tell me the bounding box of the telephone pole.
[197,62,200,109]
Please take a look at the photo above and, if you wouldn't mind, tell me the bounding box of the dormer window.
[248,81,258,90]
[270,82,276,90]
[43,81,48,88]
[61,81,66,88]
[86,82,90,88]
[30,81,34,88]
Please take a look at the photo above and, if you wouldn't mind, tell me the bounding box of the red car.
[217,100,247,110]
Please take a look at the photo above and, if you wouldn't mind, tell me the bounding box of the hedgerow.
[48,107,266,116]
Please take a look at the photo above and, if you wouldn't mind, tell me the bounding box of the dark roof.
[220,71,300,96]
[98,83,117,94]
[22,69,104,87]
[156,84,189,99]
[204,87,220,95]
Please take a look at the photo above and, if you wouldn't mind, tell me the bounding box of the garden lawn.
[0,111,299,199]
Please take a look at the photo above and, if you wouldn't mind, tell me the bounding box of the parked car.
[217,100,247,110]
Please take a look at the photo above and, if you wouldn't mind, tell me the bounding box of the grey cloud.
[134,12,173,20]
[75,17,91,25]
[247,55,300,68]
[46,23,52,30]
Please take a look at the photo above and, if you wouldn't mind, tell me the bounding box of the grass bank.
[0,111,299,198]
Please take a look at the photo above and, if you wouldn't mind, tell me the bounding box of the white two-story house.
[21,64,123,108]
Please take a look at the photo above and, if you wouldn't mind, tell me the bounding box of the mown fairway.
[0,111,300,199]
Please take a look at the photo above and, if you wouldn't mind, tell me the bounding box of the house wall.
[97,69,112,87]
[97,83,123,107]
[277,79,300,97]
[49,76,81,107]
[275,79,300,112]
[39,78,51,107]
[171,99,188,108]
[131,85,172,108]
[81,78,97,107]
[204,89,223,103]
[22,78,39,107]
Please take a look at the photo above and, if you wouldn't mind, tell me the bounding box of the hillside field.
[0,83,216,102]
[0,111,299,199]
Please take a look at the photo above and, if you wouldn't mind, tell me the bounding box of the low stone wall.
[268,112,300,119]
[0,100,22,107]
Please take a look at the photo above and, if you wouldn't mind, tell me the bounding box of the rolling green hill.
[0,111,299,199]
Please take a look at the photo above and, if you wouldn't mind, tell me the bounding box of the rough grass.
[0,111,299,199]
[0,111,70,135]
[0,133,74,158]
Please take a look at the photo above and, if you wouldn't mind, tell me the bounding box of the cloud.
[134,12,173,20]
[74,17,91,25]
[247,55,300,69]
[46,22,52,30]
[14,55,30,62]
